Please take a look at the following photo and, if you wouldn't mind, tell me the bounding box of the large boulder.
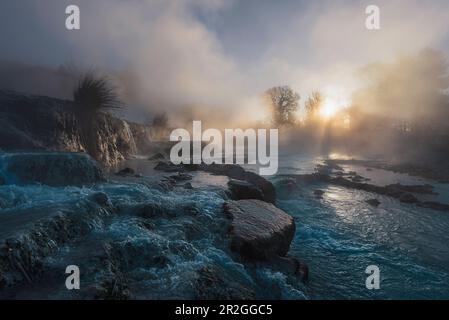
[203,164,276,203]
[224,200,295,261]
[227,179,265,201]
[0,152,104,186]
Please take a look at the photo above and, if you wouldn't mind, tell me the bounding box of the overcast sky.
[1,0,449,123]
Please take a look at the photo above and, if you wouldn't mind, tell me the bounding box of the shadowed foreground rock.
[224,200,295,261]
[227,179,265,201]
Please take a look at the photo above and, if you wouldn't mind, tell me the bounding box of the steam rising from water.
[1,0,449,127]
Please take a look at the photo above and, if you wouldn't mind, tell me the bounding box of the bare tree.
[264,86,300,126]
[305,91,323,119]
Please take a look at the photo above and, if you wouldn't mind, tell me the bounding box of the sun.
[319,98,340,119]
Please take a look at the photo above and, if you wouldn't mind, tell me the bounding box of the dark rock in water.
[399,193,419,204]
[194,265,255,300]
[115,167,135,176]
[228,179,265,201]
[88,192,112,208]
[275,178,299,198]
[366,198,381,207]
[418,201,449,212]
[0,152,104,186]
[323,160,344,171]
[314,189,325,198]
[386,183,437,195]
[148,153,165,161]
[154,161,184,172]
[224,200,295,261]
[169,172,193,182]
[350,174,369,183]
[183,182,194,190]
[134,203,169,219]
[202,163,247,177]
[270,256,309,282]
[243,171,276,204]
[206,164,277,203]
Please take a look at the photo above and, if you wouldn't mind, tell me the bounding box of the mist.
[2,0,449,130]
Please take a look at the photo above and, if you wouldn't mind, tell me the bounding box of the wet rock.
[202,163,247,177]
[224,200,295,261]
[314,189,325,198]
[138,220,155,230]
[148,153,165,161]
[243,171,276,204]
[1,152,104,186]
[115,167,135,176]
[194,265,255,300]
[418,201,449,212]
[154,161,184,172]
[205,165,277,202]
[228,179,265,201]
[293,173,331,184]
[134,203,169,219]
[366,198,381,207]
[386,183,437,195]
[315,164,334,175]
[88,192,111,207]
[275,178,299,199]
[183,182,194,190]
[399,193,419,204]
[270,256,309,282]
[169,172,193,182]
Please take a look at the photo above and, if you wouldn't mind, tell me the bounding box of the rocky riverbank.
[276,159,449,212]
[0,90,155,166]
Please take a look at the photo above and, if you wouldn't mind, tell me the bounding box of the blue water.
[2,152,449,299]
[272,155,449,299]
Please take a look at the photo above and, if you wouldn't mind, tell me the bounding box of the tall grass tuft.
[73,73,121,114]
[72,73,122,158]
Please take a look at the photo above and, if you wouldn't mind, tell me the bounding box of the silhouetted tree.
[264,86,300,126]
[305,91,323,120]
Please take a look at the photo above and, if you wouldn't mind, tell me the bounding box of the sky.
[1,0,449,125]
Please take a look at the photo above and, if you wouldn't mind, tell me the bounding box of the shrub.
[73,73,121,114]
